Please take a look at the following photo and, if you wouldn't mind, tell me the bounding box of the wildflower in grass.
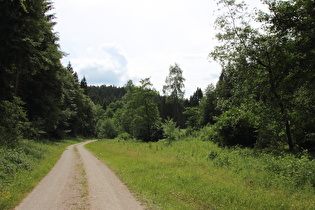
[6,191,11,198]
[1,191,11,200]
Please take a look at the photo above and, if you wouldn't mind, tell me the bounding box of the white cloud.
[53,0,226,97]
[71,43,129,86]
[127,51,221,96]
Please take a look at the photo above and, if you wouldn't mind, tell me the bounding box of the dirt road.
[15,141,144,210]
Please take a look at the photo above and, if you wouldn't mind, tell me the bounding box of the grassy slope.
[86,139,315,210]
[0,139,84,209]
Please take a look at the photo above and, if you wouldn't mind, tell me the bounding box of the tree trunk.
[285,118,294,151]
[175,98,181,141]
[266,64,294,151]
[14,68,20,96]
[273,87,294,151]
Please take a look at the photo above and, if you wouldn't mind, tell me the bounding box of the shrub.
[117,132,131,141]
[97,118,119,139]
[0,140,47,183]
[299,133,315,152]
[162,118,178,143]
[0,97,29,147]
[199,125,218,142]
[213,107,258,147]
[263,152,315,188]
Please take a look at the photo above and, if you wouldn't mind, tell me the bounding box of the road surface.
[15,141,144,210]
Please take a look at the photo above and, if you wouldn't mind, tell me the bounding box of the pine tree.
[80,76,88,95]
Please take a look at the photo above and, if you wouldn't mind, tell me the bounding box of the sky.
[52,0,264,97]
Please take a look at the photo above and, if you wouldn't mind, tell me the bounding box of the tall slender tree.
[163,63,185,128]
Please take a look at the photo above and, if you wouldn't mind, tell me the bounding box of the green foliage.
[183,107,201,129]
[210,0,315,151]
[0,1,98,142]
[198,125,218,142]
[163,63,186,128]
[162,118,178,143]
[87,85,126,109]
[0,140,48,183]
[97,118,119,139]
[263,152,315,188]
[163,63,185,101]
[188,87,203,107]
[0,0,62,100]
[199,84,217,126]
[213,107,258,147]
[117,132,131,141]
[0,139,81,209]
[44,65,97,138]
[80,76,88,95]
[117,78,162,142]
[0,97,29,147]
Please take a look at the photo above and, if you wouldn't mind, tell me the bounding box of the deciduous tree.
[211,0,315,151]
[163,63,185,128]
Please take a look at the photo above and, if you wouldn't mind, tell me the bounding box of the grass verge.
[86,139,315,209]
[0,139,85,209]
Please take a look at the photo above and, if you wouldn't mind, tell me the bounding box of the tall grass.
[86,139,315,209]
[0,139,82,209]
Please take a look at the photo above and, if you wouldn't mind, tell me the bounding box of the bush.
[199,125,218,142]
[263,152,315,188]
[213,107,258,147]
[117,132,131,141]
[0,97,29,147]
[298,133,315,152]
[97,118,119,139]
[0,140,48,183]
[162,118,178,143]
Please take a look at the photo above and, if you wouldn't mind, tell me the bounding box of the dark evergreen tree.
[80,76,88,95]
[200,84,217,126]
[189,88,203,107]
[157,95,177,127]
[66,62,74,74]
[0,0,97,142]
[0,0,65,139]
[87,85,126,109]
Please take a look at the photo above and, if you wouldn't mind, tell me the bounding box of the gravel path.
[15,141,144,210]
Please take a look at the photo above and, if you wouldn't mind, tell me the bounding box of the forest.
[0,0,314,153]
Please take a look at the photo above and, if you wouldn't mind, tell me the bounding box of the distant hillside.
[87,85,126,109]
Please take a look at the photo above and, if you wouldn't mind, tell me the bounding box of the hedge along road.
[15,140,144,210]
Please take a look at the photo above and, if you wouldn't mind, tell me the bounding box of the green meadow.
[86,139,315,209]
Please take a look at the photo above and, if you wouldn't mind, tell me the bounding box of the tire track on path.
[15,140,144,210]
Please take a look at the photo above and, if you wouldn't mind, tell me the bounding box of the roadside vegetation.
[0,139,83,209]
[1,0,314,209]
[86,137,315,209]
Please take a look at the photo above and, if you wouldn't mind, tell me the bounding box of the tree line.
[0,0,96,146]
[1,0,314,153]
[208,0,315,151]
[91,0,315,152]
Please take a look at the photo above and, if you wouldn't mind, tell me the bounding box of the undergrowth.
[0,139,82,209]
